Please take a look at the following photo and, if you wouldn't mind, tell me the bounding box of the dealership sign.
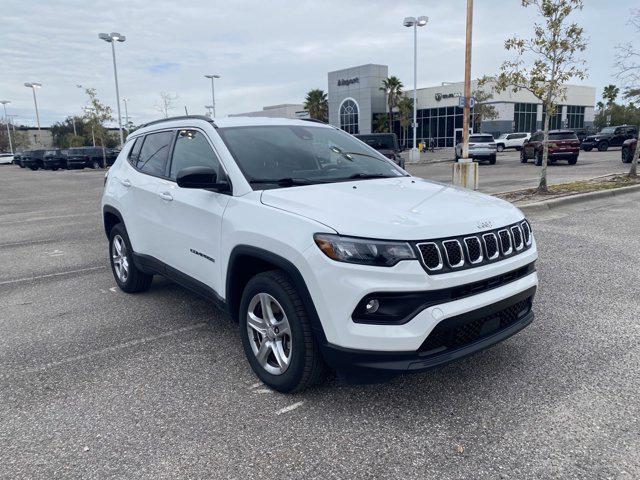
[338,77,359,87]
[434,92,462,101]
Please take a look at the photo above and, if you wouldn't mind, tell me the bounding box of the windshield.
[599,127,615,134]
[469,135,494,143]
[355,134,396,150]
[549,132,578,140]
[217,125,406,188]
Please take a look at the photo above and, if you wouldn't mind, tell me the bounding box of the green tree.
[51,116,90,148]
[472,76,499,132]
[602,84,620,107]
[0,125,29,152]
[373,113,389,133]
[380,76,404,132]
[495,0,587,193]
[615,7,640,177]
[303,89,328,122]
[397,96,413,147]
[83,88,114,165]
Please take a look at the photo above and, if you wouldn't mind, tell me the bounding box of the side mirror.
[177,166,230,193]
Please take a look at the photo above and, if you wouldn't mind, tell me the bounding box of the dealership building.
[328,64,596,147]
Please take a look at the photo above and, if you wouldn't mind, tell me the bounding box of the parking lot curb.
[518,183,640,213]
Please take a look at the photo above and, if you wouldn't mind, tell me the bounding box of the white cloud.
[1,0,637,127]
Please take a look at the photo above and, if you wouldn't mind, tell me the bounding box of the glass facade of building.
[542,105,564,130]
[392,106,467,148]
[339,99,359,134]
[566,105,585,128]
[514,103,538,133]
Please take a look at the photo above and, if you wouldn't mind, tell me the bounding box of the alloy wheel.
[111,234,129,283]
[246,293,292,375]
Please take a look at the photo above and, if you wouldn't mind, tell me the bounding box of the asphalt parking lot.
[407,148,629,193]
[1,165,638,479]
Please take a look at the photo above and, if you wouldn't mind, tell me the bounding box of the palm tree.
[397,96,413,148]
[373,113,389,133]
[304,89,328,122]
[379,76,404,133]
[602,84,620,107]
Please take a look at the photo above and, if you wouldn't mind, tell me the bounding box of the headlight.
[313,233,416,267]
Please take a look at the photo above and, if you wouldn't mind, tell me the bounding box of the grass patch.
[497,174,640,205]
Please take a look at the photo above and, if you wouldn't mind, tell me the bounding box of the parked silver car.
[455,134,497,164]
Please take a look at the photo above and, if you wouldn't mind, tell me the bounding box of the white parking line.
[0,265,107,286]
[275,401,304,415]
[13,322,208,376]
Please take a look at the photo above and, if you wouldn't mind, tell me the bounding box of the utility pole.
[1,101,13,154]
[453,0,478,190]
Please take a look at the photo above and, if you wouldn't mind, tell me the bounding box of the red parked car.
[621,138,637,163]
[520,129,580,166]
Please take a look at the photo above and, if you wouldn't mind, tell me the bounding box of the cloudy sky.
[1,0,637,128]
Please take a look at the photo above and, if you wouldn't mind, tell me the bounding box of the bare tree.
[495,0,587,193]
[83,88,114,166]
[615,7,640,177]
[154,92,178,118]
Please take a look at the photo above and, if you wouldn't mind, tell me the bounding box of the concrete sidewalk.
[401,148,455,164]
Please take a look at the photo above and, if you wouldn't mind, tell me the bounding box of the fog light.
[365,299,380,314]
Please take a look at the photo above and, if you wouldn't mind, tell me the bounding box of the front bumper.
[321,286,535,375]
[581,140,598,149]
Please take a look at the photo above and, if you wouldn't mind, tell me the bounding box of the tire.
[496,144,504,152]
[91,160,100,169]
[109,223,153,293]
[568,155,578,165]
[51,166,59,171]
[515,146,522,151]
[535,151,543,167]
[597,141,609,152]
[19,163,25,168]
[239,270,326,393]
[583,146,593,152]
[622,147,632,163]
[29,166,39,171]
[489,155,496,165]
[520,149,528,163]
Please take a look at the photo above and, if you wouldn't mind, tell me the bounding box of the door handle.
[121,178,131,188]
[159,191,173,201]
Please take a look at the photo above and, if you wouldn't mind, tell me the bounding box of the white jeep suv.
[495,132,531,152]
[101,116,538,392]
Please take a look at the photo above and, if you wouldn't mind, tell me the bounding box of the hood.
[260,177,523,240]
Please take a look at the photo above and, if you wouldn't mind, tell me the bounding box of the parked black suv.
[42,149,68,170]
[13,152,24,167]
[65,147,114,169]
[581,125,637,151]
[354,133,405,168]
[22,150,46,170]
[570,127,596,144]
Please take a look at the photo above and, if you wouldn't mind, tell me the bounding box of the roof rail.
[299,118,326,124]
[139,115,216,129]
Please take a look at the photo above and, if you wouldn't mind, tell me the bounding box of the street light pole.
[204,75,220,117]
[24,83,42,130]
[99,32,126,147]
[403,16,428,163]
[452,0,478,190]
[0,101,13,154]
[122,97,130,132]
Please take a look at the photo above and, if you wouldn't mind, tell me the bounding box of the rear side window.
[128,138,143,165]
[169,129,224,180]
[136,131,174,176]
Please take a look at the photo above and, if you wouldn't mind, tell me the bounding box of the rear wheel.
[520,149,528,163]
[488,155,496,165]
[568,155,578,165]
[239,270,326,393]
[597,141,609,152]
[109,223,153,293]
[535,150,543,166]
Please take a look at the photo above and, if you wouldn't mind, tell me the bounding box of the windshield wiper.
[347,173,393,180]
[249,177,319,187]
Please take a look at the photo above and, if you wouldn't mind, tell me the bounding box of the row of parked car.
[10,147,119,170]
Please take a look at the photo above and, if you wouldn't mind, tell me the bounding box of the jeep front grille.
[414,220,533,274]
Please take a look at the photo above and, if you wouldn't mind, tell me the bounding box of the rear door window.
[136,131,174,176]
[128,138,143,165]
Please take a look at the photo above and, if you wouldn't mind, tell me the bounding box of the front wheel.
[109,223,153,293]
[583,146,593,152]
[597,141,609,152]
[239,270,326,393]
[91,160,100,169]
[496,144,504,152]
